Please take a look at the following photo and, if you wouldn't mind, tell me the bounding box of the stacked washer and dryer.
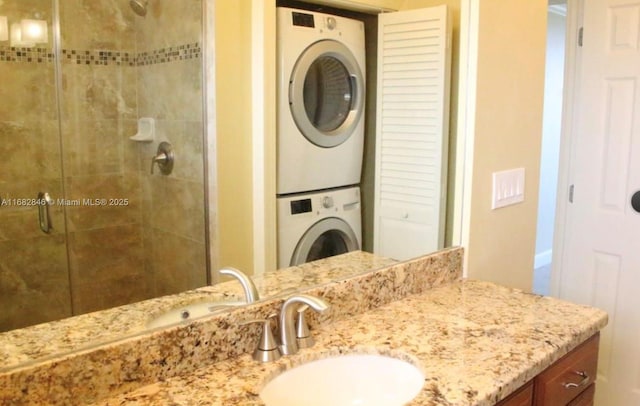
[276,7,366,268]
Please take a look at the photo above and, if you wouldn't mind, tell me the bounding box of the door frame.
[455,0,478,275]
[549,0,583,296]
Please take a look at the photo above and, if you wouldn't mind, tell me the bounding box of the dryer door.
[290,217,359,266]
[289,39,364,148]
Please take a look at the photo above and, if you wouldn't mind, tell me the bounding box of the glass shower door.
[0,0,72,331]
[0,0,208,332]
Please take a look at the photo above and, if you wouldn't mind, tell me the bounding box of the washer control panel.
[290,198,312,214]
[290,10,341,32]
[292,12,314,28]
[286,188,360,216]
[289,195,337,215]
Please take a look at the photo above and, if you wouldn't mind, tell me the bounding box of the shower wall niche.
[0,0,208,331]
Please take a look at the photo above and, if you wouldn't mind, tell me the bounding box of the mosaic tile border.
[0,42,201,66]
[61,49,135,66]
[0,47,54,63]
[136,42,201,66]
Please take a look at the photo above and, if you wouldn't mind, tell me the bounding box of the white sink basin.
[260,354,425,406]
[146,301,243,329]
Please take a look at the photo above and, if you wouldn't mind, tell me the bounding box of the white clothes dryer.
[277,186,362,268]
[277,7,366,195]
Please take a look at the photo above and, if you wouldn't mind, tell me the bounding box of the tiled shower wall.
[0,0,206,331]
[134,0,206,297]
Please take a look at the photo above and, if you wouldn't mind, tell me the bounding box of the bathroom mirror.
[0,0,462,370]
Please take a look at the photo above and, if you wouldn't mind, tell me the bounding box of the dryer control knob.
[322,196,334,209]
[326,17,337,30]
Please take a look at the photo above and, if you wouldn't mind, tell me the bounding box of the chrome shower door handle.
[37,192,53,234]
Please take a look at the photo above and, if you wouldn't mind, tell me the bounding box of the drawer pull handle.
[563,371,589,389]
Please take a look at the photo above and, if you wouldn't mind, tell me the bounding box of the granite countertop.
[95,279,608,406]
[0,251,397,371]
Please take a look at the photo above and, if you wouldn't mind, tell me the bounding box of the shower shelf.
[130,117,155,142]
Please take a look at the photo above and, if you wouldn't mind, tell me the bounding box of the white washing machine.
[277,7,366,195]
[277,186,362,268]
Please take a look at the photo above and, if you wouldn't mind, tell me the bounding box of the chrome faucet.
[278,294,329,355]
[219,267,259,304]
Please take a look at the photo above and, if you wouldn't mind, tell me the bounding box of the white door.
[557,1,640,404]
[373,5,451,260]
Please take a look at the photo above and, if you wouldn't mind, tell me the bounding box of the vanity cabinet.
[497,381,534,406]
[533,333,599,406]
[496,333,599,406]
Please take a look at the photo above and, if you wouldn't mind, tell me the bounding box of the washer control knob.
[321,196,334,209]
[326,17,337,30]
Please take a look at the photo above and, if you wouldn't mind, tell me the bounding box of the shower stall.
[0,0,210,331]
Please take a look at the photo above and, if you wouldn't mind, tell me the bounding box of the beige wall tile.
[0,64,57,122]
[60,119,138,176]
[135,0,202,51]
[63,173,142,231]
[146,175,205,243]
[61,120,123,176]
[122,120,141,172]
[0,120,62,183]
[149,228,206,297]
[67,224,147,313]
[59,0,136,50]
[0,233,72,331]
[136,59,202,121]
[72,270,152,314]
[61,64,137,121]
[175,121,205,182]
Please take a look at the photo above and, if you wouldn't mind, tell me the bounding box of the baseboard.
[534,249,552,269]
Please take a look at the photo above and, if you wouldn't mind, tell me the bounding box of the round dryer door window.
[289,40,364,148]
[290,217,359,266]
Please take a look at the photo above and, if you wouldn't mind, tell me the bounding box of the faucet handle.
[295,305,315,349]
[150,141,174,175]
[240,314,281,363]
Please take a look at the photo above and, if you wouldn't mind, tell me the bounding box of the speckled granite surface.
[0,250,396,370]
[1,247,607,406]
[0,249,457,405]
[93,280,607,406]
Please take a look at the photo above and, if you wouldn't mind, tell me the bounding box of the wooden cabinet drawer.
[534,334,599,406]
[497,381,533,406]
[566,384,595,406]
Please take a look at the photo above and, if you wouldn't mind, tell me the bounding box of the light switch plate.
[492,168,525,209]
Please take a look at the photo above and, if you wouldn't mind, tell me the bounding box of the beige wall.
[465,0,547,291]
[215,0,255,273]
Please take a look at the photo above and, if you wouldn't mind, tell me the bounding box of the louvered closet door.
[373,5,451,260]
